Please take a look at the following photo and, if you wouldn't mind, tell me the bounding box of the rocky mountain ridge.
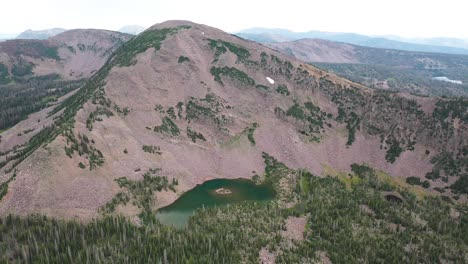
[0,20,466,221]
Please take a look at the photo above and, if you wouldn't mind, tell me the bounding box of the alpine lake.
[156,178,276,228]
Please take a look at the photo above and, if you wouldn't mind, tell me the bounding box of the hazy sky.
[1,0,467,38]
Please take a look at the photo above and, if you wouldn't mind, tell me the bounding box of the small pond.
[156,178,276,228]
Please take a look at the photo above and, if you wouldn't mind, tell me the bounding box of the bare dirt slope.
[0,21,465,221]
[0,29,132,82]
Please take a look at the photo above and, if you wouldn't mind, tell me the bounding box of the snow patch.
[266,77,275,84]
[432,76,462,84]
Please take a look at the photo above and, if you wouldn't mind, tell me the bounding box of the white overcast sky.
[1,0,467,38]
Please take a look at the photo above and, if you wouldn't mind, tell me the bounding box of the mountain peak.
[16,28,67,40]
[148,20,202,30]
[118,25,146,35]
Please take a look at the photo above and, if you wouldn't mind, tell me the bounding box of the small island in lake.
[215,188,233,194]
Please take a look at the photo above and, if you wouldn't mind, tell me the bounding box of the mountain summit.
[118,25,146,35]
[0,20,466,221]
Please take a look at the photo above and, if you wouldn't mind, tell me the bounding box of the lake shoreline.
[155,178,276,227]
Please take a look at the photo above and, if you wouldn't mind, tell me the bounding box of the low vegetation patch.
[406,176,430,188]
[385,136,404,163]
[178,56,190,63]
[0,63,11,84]
[336,107,360,146]
[210,66,255,86]
[142,145,162,155]
[154,116,180,136]
[426,151,466,182]
[11,63,33,77]
[276,84,290,95]
[154,104,164,113]
[86,106,114,131]
[255,84,269,91]
[207,39,250,63]
[63,132,105,170]
[113,105,131,116]
[451,174,468,194]
[101,168,178,215]
[276,101,330,142]
[0,170,16,201]
[166,107,176,119]
[186,127,206,143]
[186,100,215,120]
[184,93,229,130]
[246,123,259,145]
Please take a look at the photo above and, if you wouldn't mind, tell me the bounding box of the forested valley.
[1,154,466,263]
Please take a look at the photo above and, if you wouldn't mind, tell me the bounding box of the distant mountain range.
[383,36,468,50]
[236,28,468,55]
[118,25,146,35]
[267,38,468,96]
[16,28,67,39]
[7,25,146,41]
[0,29,132,83]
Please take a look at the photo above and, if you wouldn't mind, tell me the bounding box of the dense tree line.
[0,76,84,130]
[0,155,466,263]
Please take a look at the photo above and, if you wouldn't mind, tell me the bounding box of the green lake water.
[156,178,276,228]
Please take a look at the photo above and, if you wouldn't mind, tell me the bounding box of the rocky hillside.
[0,29,132,84]
[268,39,468,96]
[0,21,466,221]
